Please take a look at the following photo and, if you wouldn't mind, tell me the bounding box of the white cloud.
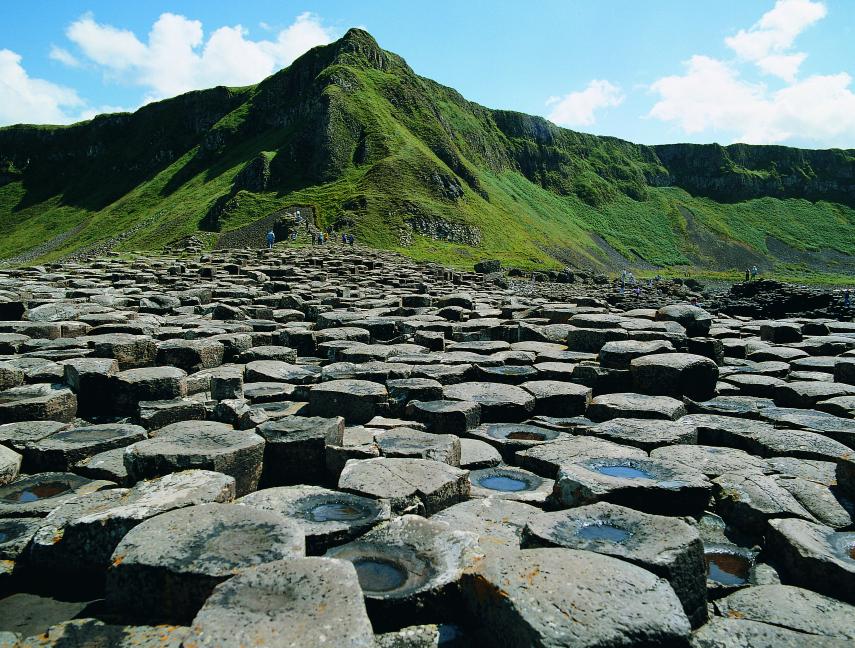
[65,11,336,102]
[648,0,855,145]
[546,79,624,127]
[649,55,855,145]
[725,0,826,81]
[48,45,80,67]
[0,49,84,125]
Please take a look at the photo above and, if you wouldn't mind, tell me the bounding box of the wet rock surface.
[0,246,853,645]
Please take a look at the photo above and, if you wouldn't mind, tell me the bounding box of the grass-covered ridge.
[1,28,853,275]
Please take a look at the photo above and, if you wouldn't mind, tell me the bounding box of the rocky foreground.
[0,245,854,647]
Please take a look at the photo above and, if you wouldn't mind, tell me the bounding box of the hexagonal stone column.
[186,557,374,648]
[106,503,305,623]
[29,470,235,574]
[310,380,388,424]
[767,518,855,604]
[523,502,707,627]
[0,383,77,423]
[714,585,855,640]
[631,353,719,401]
[405,400,481,435]
[155,338,224,373]
[109,367,187,416]
[519,380,591,418]
[0,472,113,517]
[325,515,481,630]
[338,458,469,515]
[25,423,147,472]
[238,485,390,554]
[255,415,344,486]
[461,548,690,647]
[442,382,534,422]
[587,393,687,422]
[124,421,264,496]
[374,428,461,466]
[554,455,712,515]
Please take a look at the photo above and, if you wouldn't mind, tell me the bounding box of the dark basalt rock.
[106,503,305,624]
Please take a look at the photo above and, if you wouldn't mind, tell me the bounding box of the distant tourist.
[751,265,759,280]
[342,232,347,244]
[266,230,275,249]
[348,234,355,246]
[845,289,851,308]
[745,269,750,282]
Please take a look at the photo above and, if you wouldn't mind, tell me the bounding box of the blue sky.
[2,0,854,147]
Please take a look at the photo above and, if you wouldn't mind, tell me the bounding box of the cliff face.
[653,143,855,206]
[0,28,853,270]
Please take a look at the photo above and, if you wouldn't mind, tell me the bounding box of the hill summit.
[1,28,853,274]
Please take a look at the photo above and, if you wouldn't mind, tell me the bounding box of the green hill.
[1,28,854,278]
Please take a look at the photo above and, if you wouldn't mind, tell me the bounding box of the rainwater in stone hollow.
[353,558,407,592]
[577,523,632,543]
[595,465,652,479]
[705,552,750,586]
[478,475,529,492]
[4,483,70,503]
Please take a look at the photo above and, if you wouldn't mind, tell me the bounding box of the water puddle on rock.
[595,465,653,480]
[478,475,529,492]
[353,558,407,592]
[705,552,750,586]
[310,502,367,522]
[577,523,632,543]
[4,482,70,503]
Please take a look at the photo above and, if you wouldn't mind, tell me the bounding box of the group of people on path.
[265,229,355,248]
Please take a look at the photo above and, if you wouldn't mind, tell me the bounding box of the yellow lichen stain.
[112,554,125,567]
[726,610,745,619]
[523,566,540,586]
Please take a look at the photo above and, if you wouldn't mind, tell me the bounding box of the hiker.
[745,269,750,282]
[342,232,347,244]
[348,234,354,246]
[751,265,759,280]
[266,230,275,249]
[845,289,851,308]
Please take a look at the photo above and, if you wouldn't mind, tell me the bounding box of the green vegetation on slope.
[0,28,853,277]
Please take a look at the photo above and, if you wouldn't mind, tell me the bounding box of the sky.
[2,0,854,148]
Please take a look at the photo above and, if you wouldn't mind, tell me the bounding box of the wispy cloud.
[546,79,624,128]
[48,45,80,68]
[0,49,84,125]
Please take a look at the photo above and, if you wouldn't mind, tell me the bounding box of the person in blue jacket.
[266,230,275,249]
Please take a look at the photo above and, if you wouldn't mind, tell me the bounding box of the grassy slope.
[1,33,853,279]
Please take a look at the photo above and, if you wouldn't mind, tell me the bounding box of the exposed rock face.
[654,143,855,207]
[0,244,853,645]
[403,216,482,246]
